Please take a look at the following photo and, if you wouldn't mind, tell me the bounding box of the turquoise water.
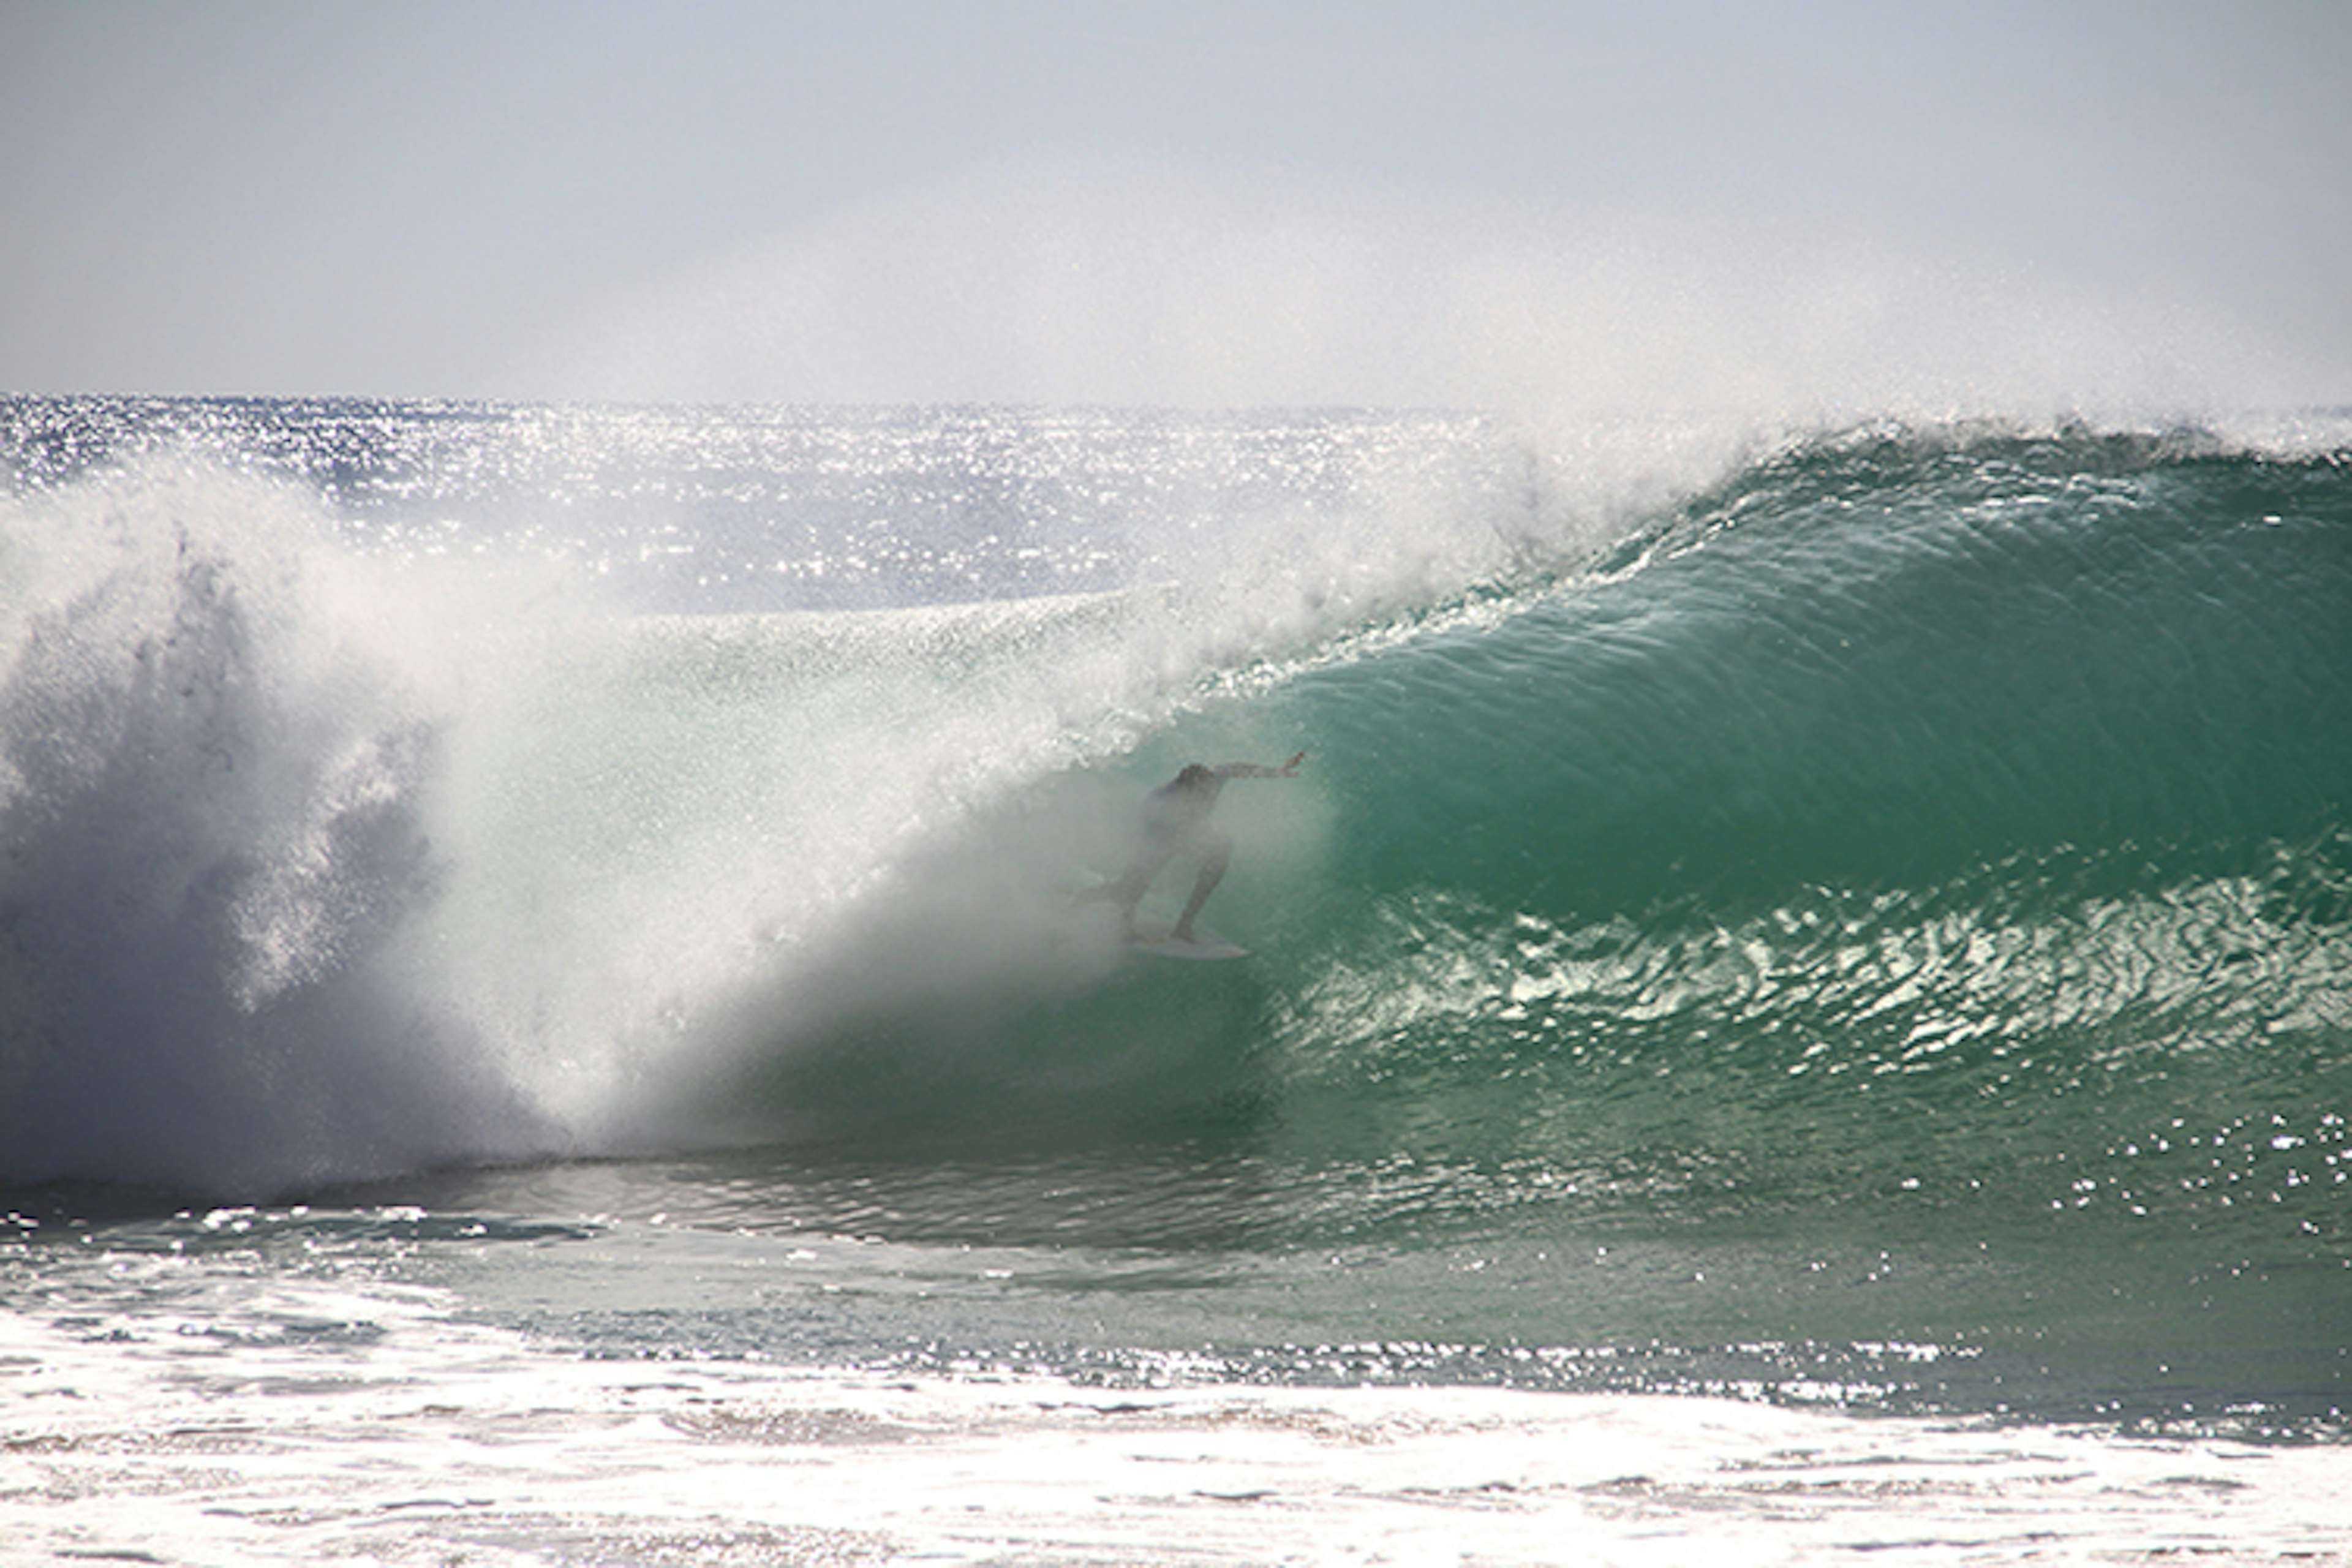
[2,401,2346,1446]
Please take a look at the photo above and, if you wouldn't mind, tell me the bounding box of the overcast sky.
[4,1,2348,409]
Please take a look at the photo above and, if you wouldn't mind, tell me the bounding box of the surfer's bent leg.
[1080,810,1192,933]
[1078,851,1167,934]
[1172,833,1232,943]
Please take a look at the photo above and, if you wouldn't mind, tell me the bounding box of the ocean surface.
[2,395,2349,1564]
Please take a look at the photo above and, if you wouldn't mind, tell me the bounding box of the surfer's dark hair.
[1175,763,1216,789]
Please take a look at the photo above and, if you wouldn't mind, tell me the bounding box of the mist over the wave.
[527,165,2320,420]
[9,4,2348,409]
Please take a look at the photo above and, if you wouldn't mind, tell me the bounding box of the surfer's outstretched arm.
[1212,752,1305,781]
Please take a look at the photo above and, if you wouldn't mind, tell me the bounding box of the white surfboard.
[1127,925,1249,961]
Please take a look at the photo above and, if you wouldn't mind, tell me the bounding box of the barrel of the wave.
[1207,429,2352,1254]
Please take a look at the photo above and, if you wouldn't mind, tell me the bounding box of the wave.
[2,405,2347,1216]
[1222,428,2352,1229]
[683,426,2352,1255]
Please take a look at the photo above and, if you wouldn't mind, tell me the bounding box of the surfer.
[1080,752,1305,944]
